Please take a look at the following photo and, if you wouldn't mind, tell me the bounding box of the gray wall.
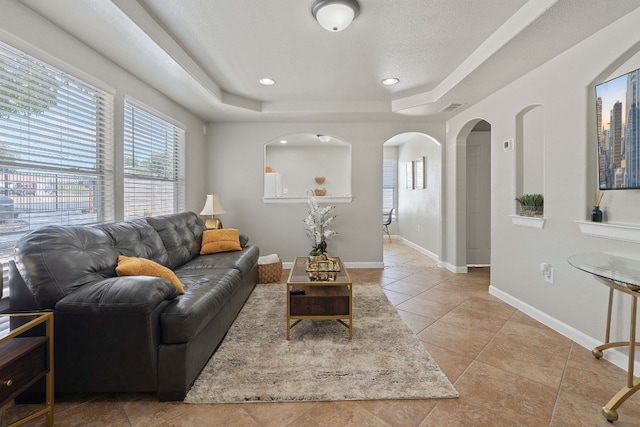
[445,8,640,366]
[205,122,445,266]
[397,135,443,259]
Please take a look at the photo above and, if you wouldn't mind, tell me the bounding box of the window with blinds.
[383,160,396,213]
[0,41,114,306]
[123,100,185,219]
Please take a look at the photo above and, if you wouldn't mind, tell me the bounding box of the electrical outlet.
[283,188,287,194]
[545,266,554,284]
[417,224,421,232]
[540,263,554,284]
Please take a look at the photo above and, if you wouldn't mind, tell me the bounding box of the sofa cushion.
[15,225,119,309]
[55,276,178,314]
[98,219,169,265]
[160,268,242,343]
[180,245,259,276]
[146,212,206,269]
[116,256,185,294]
[200,228,242,254]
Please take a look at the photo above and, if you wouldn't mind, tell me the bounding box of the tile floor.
[3,240,640,426]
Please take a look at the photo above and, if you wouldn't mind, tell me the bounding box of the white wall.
[445,9,640,363]
[0,1,207,217]
[206,122,445,265]
[397,135,442,258]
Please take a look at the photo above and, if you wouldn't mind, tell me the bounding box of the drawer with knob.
[0,336,49,407]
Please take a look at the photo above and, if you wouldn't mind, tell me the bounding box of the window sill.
[263,196,353,204]
[509,215,545,229]
[575,220,640,244]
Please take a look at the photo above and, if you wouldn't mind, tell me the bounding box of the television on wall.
[595,67,640,190]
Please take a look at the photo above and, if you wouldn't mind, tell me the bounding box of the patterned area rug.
[184,282,458,403]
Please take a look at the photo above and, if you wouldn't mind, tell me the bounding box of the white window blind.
[0,40,114,306]
[383,160,396,213]
[123,100,185,219]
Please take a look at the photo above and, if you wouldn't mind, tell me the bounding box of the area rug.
[184,282,458,403]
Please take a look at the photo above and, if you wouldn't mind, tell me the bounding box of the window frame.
[123,97,185,220]
[0,40,115,306]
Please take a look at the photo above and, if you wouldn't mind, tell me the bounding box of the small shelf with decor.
[510,214,546,229]
[576,220,640,244]
[511,193,545,229]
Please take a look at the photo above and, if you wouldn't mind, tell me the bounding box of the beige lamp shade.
[199,193,225,229]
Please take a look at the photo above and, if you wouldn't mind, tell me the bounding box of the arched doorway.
[451,119,492,271]
[383,132,443,262]
[465,120,492,266]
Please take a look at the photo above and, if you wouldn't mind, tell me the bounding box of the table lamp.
[199,193,225,229]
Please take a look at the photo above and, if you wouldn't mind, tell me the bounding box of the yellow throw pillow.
[115,255,185,295]
[200,228,242,255]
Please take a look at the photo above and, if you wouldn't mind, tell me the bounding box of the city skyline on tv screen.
[596,67,640,190]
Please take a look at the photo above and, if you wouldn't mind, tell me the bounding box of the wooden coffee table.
[286,256,352,340]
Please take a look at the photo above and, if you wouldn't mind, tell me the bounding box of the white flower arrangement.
[304,193,337,255]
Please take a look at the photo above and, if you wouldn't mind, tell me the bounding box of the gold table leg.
[594,288,639,422]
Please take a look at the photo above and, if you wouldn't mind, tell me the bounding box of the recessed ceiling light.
[259,78,276,85]
[280,140,288,144]
[381,77,399,86]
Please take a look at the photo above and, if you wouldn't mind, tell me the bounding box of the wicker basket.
[258,260,283,284]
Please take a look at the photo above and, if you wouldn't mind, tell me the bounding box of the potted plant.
[515,193,544,217]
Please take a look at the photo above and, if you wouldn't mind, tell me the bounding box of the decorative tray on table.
[306,254,340,281]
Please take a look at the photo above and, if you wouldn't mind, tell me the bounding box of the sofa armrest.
[55,276,178,315]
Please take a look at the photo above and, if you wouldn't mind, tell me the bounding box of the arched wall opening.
[263,133,352,202]
[515,105,545,206]
[453,119,492,271]
[383,132,443,262]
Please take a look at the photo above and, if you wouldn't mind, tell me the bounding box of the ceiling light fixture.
[259,78,276,85]
[381,77,399,86]
[317,134,331,142]
[311,0,360,32]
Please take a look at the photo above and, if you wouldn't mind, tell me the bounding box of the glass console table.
[568,253,640,422]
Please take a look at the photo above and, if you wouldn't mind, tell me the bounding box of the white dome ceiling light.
[311,0,360,32]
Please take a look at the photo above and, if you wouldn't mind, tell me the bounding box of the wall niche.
[263,133,352,203]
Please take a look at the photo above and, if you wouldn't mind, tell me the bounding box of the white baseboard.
[392,236,439,261]
[489,285,640,373]
[389,236,468,273]
[442,263,468,274]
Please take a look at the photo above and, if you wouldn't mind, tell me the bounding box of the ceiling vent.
[439,103,464,112]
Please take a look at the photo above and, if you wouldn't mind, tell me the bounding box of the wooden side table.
[568,253,640,423]
[0,312,54,426]
[286,256,353,340]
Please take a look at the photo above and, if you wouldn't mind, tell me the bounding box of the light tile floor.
[4,240,640,426]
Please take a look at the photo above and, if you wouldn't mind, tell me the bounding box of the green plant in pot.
[515,193,544,217]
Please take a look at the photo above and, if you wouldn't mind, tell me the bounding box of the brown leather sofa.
[9,211,259,401]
